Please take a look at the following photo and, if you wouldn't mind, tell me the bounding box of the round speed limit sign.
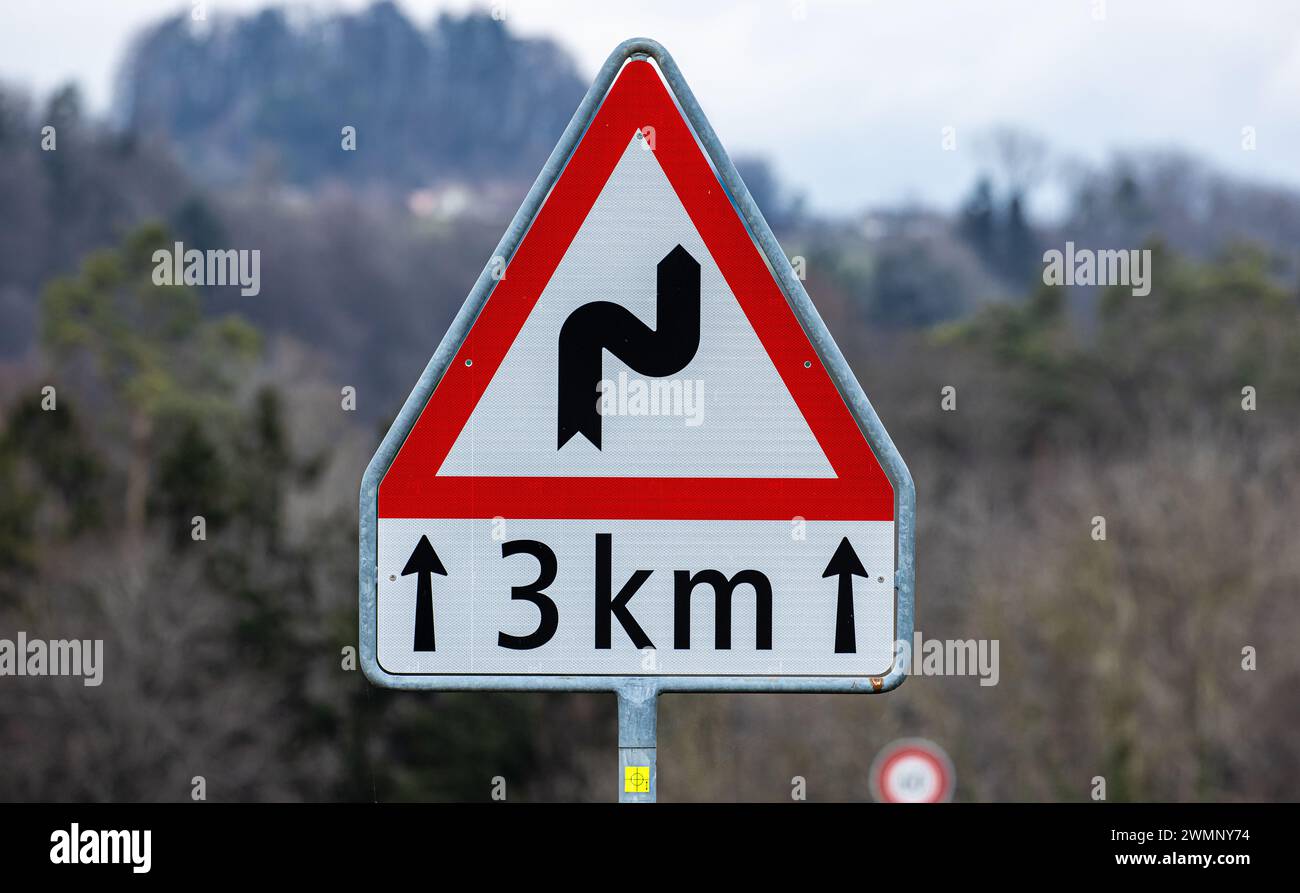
[870,739,955,803]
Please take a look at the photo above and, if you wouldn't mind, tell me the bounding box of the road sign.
[360,38,915,801]
[870,739,955,803]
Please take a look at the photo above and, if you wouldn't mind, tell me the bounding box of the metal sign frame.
[359,37,915,802]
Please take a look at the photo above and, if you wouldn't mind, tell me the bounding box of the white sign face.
[376,519,893,676]
[363,57,905,688]
[437,138,832,481]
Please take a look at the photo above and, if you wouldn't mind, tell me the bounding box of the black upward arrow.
[402,535,447,652]
[823,537,869,654]
[557,244,701,449]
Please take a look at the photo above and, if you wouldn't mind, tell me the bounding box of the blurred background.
[0,0,1297,801]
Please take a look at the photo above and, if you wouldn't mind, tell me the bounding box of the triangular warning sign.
[378,58,892,522]
[361,40,913,692]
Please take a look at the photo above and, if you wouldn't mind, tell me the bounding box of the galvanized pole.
[616,681,658,803]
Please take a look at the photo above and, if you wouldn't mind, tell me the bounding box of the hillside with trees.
[116,2,586,189]
[0,3,1297,801]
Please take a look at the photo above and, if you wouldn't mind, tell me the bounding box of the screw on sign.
[358,37,916,804]
[870,739,955,803]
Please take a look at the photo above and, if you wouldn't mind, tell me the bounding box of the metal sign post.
[359,38,915,804]
[617,682,658,802]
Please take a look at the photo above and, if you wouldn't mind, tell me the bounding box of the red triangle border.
[379,61,894,522]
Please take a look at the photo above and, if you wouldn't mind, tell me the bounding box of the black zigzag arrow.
[557,244,701,449]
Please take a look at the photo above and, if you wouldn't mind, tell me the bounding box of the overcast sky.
[3,0,1299,215]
